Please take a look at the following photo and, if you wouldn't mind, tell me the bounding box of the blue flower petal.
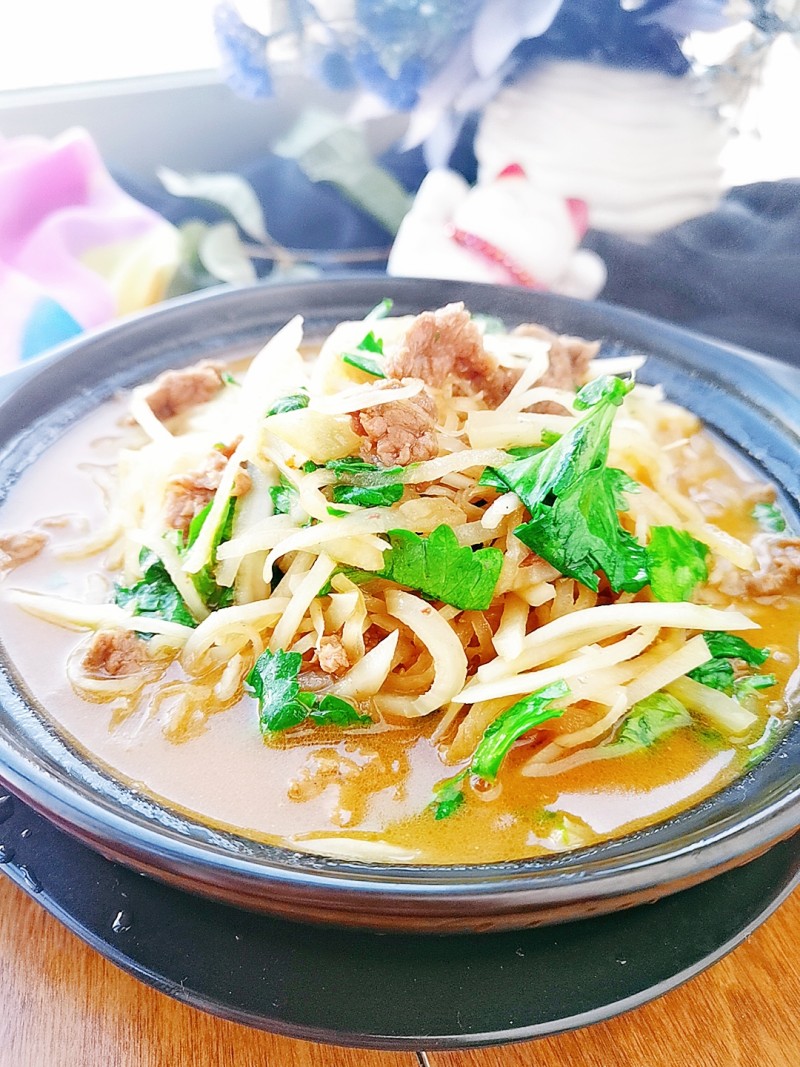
[213,1,272,100]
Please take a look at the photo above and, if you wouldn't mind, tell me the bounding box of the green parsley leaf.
[608,692,692,752]
[221,371,240,386]
[325,456,404,484]
[188,498,236,610]
[342,330,386,378]
[494,376,646,592]
[514,465,648,593]
[752,502,786,532]
[688,658,735,693]
[246,648,371,734]
[703,632,769,666]
[378,524,503,611]
[430,681,568,819]
[645,526,709,602]
[267,391,309,416]
[365,297,393,320]
[471,680,569,782]
[331,482,403,508]
[479,446,543,490]
[115,549,197,629]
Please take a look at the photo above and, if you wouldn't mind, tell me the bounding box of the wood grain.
[0,872,797,1067]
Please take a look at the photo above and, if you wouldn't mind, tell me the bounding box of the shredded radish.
[6,589,194,640]
[311,378,423,415]
[331,630,399,699]
[476,603,757,683]
[457,626,659,704]
[667,675,758,734]
[621,634,711,707]
[376,590,467,717]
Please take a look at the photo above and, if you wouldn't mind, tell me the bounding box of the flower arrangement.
[213,0,800,161]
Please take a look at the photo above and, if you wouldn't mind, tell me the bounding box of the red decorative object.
[446,224,546,289]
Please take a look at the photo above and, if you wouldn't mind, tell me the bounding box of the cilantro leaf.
[341,354,384,377]
[430,681,568,819]
[645,526,709,602]
[378,524,503,611]
[752,502,786,532]
[332,482,403,508]
[267,391,309,416]
[342,330,386,378]
[246,648,371,734]
[115,549,197,629]
[608,692,692,752]
[317,566,375,597]
[246,649,309,732]
[494,376,645,592]
[221,371,240,386]
[471,680,569,782]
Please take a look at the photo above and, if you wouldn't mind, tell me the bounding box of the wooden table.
[1,873,798,1067]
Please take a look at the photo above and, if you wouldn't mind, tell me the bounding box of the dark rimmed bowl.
[0,276,799,934]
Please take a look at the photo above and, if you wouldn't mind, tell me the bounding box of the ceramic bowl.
[0,276,798,933]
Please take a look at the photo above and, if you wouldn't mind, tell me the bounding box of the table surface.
[1,873,798,1067]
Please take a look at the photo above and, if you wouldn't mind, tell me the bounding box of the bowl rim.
[1,275,799,919]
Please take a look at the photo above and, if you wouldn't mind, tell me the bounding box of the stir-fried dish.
[1,300,798,863]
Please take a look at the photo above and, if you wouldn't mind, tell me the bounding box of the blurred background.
[1,0,798,366]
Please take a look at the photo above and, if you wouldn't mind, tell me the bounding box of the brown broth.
[0,391,797,865]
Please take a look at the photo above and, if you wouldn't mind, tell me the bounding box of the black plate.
[1,277,800,934]
[1,788,798,1049]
